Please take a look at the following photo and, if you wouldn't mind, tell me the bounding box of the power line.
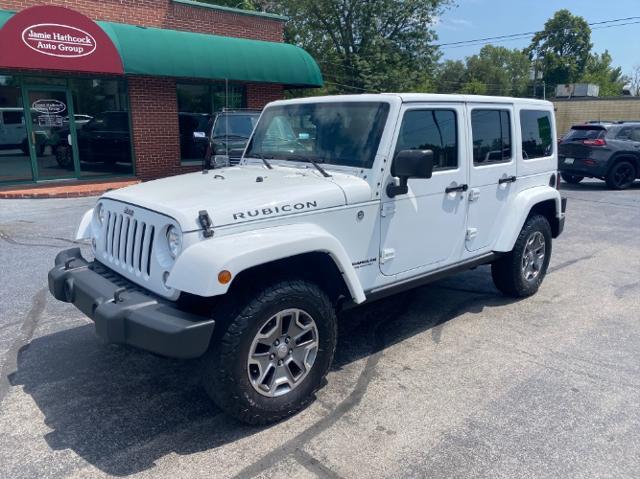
[436,15,640,49]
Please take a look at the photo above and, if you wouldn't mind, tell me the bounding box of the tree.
[281,0,450,93]
[527,9,592,87]
[581,51,626,96]
[464,45,531,96]
[433,60,466,93]
[625,65,640,96]
[433,46,531,96]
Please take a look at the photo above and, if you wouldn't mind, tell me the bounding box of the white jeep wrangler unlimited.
[49,94,566,424]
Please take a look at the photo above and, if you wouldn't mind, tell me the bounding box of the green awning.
[98,21,322,87]
[0,9,322,87]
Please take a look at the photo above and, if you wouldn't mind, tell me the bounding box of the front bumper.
[48,248,215,359]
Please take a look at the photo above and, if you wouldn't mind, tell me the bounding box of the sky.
[435,0,640,75]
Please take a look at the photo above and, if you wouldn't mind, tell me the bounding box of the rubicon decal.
[233,201,318,220]
[22,24,97,58]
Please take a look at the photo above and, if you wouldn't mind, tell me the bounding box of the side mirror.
[386,149,434,198]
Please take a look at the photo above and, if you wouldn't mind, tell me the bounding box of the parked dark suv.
[208,110,260,165]
[559,122,640,189]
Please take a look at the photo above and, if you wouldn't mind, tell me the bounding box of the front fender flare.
[493,186,562,252]
[167,223,366,304]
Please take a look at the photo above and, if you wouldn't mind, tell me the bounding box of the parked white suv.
[49,94,566,424]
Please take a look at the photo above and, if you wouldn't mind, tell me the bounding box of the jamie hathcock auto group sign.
[22,24,97,58]
[0,5,124,74]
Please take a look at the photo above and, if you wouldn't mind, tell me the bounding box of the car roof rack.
[220,108,262,113]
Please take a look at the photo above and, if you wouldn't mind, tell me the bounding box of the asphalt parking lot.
[0,179,639,479]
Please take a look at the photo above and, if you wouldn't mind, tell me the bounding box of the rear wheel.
[561,173,584,184]
[606,160,636,190]
[492,214,552,298]
[202,279,337,425]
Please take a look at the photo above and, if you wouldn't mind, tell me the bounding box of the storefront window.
[68,78,133,178]
[0,75,31,183]
[177,82,247,162]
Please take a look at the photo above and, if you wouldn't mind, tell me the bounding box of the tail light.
[583,138,606,146]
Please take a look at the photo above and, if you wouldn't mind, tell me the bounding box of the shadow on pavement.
[10,268,514,476]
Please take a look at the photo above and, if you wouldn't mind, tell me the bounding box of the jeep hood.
[103,165,371,231]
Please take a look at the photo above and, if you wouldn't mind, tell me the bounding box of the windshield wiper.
[284,155,331,178]
[258,154,273,170]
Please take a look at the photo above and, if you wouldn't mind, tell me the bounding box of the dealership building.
[0,1,322,189]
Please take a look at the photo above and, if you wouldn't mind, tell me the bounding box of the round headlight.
[96,203,105,225]
[166,225,182,258]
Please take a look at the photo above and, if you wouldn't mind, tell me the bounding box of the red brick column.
[127,76,181,181]
[247,83,284,109]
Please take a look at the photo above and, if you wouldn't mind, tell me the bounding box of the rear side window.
[520,110,553,159]
[395,109,458,170]
[616,126,640,141]
[471,109,511,165]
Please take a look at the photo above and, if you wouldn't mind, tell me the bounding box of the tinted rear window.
[563,127,605,141]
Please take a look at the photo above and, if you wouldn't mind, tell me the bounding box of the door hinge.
[466,228,478,241]
[381,203,396,217]
[380,248,395,264]
[468,188,480,202]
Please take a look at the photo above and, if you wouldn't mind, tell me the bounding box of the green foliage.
[527,9,592,86]
[581,51,626,97]
[434,46,531,96]
[281,0,450,93]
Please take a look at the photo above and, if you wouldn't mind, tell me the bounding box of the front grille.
[102,211,155,277]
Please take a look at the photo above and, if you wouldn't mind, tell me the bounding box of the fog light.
[218,270,232,284]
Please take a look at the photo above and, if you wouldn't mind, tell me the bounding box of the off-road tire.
[202,279,337,425]
[561,173,584,184]
[491,214,552,298]
[606,160,636,190]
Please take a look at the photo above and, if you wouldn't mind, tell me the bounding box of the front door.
[464,104,517,253]
[380,104,468,276]
[24,88,78,181]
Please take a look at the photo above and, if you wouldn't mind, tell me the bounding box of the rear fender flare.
[493,187,562,252]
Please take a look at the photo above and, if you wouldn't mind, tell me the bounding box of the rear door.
[465,104,517,253]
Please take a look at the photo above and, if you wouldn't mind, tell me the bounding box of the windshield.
[213,114,259,138]
[245,102,390,169]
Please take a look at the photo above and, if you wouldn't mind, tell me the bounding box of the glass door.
[23,87,78,181]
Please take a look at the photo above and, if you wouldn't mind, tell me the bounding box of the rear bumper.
[48,248,215,359]
[559,156,607,177]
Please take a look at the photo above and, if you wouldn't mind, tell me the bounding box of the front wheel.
[561,173,584,184]
[492,214,552,298]
[202,279,337,425]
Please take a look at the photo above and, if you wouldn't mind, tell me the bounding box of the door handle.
[498,176,517,184]
[445,184,468,194]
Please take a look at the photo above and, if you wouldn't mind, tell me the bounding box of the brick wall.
[247,84,284,109]
[127,76,180,181]
[554,97,640,135]
[2,0,284,41]
[129,77,283,180]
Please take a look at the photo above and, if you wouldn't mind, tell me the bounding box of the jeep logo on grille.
[123,207,134,216]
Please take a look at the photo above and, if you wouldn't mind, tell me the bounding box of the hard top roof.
[269,93,553,108]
